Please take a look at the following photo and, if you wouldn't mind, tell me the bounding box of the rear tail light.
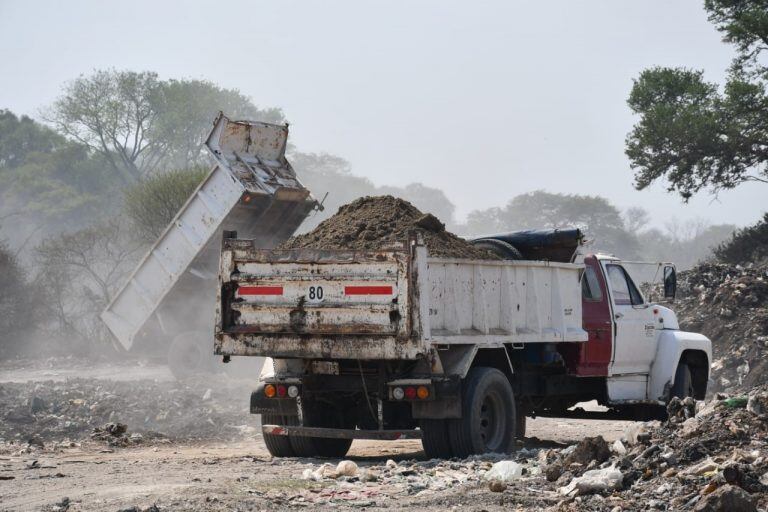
[391,385,431,401]
[264,383,300,399]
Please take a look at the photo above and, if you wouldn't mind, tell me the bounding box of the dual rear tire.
[421,367,518,459]
[261,413,353,459]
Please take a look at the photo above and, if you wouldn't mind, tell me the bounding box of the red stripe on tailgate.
[238,286,283,296]
[344,285,393,295]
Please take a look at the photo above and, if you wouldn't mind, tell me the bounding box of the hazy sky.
[1,1,764,228]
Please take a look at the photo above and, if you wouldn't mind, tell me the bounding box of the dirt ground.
[0,423,632,512]
[0,359,631,512]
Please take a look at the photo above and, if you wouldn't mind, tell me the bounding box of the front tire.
[448,367,517,457]
[672,363,694,399]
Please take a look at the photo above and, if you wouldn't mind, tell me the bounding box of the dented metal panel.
[215,240,587,361]
[424,258,587,344]
[215,242,421,360]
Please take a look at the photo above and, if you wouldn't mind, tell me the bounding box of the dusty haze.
[0,0,763,229]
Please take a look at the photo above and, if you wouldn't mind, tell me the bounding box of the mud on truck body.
[215,230,711,458]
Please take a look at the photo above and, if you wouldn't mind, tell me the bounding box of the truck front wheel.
[448,367,517,457]
[672,363,694,399]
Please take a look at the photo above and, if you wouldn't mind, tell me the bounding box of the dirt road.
[0,418,631,511]
[0,361,633,511]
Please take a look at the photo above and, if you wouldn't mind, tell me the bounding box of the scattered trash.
[558,466,623,496]
[692,484,757,512]
[675,263,768,393]
[0,377,252,444]
[724,397,748,409]
[483,461,523,483]
[335,460,359,477]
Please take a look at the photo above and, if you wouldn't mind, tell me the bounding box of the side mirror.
[663,265,677,301]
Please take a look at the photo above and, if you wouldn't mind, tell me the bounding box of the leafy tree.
[714,212,768,264]
[45,70,162,185]
[0,237,33,358]
[0,111,123,250]
[0,109,65,168]
[626,0,768,200]
[291,151,459,232]
[45,70,282,183]
[463,190,641,258]
[123,166,208,242]
[623,206,652,234]
[35,219,143,353]
[378,183,456,229]
[638,219,736,269]
[152,79,283,169]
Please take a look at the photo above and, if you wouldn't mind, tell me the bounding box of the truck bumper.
[262,424,422,440]
[250,383,298,416]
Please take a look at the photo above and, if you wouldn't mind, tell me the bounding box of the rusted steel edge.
[261,425,422,440]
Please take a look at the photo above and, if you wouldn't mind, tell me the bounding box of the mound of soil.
[281,196,495,259]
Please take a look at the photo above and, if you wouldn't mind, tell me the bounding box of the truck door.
[577,255,612,375]
[603,263,657,376]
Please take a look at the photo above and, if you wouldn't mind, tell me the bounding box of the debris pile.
[262,388,768,510]
[280,196,496,259]
[0,378,253,446]
[675,263,768,392]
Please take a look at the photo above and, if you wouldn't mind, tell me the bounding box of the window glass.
[581,267,603,301]
[607,265,631,305]
[625,271,644,305]
[607,264,645,306]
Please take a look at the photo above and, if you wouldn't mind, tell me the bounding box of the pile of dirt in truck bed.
[279,196,496,259]
[674,263,768,393]
[0,377,254,446]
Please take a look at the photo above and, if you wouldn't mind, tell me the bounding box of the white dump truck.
[215,229,711,458]
[101,113,319,377]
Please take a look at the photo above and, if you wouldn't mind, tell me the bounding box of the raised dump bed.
[102,113,318,375]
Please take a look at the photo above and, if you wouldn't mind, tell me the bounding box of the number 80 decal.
[308,286,324,300]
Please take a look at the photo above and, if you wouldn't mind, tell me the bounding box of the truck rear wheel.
[167,331,216,380]
[448,367,517,457]
[420,419,453,459]
[262,414,296,457]
[288,410,353,458]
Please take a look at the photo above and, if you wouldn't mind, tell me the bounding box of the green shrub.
[714,213,768,265]
[124,167,208,243]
